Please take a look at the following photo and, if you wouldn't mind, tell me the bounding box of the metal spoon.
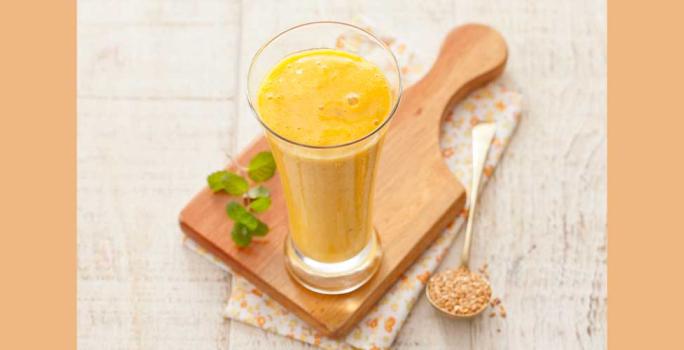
[426,122,497,318]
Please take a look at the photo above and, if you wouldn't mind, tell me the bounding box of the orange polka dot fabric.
[183,21,521,350]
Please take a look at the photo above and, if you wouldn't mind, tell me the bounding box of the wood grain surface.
[78,0,606,349]
[179,24,506,337]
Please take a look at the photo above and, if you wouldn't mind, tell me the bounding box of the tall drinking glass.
[247,22,402,294]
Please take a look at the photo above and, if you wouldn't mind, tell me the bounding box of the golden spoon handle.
[460,123,497,268]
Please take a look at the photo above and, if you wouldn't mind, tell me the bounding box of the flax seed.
[427,267,492,316]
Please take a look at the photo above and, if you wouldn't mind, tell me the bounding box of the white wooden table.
[77,0,606,348]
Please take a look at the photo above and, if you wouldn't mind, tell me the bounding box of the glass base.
[284,230,382,295]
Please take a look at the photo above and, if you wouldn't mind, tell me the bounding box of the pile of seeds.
[427,267,492,316]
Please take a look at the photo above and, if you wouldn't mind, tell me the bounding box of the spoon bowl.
[426,269,492,318]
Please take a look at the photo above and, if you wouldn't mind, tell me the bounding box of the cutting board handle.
[407,24,508,125]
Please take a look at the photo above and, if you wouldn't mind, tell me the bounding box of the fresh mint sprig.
[248,197,271,213]
[207,151,276,247]
[207,170,248,195]
[226,201,260,230]
[248,152,276,182]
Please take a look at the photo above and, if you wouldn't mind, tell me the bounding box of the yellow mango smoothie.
[256,49,392,264]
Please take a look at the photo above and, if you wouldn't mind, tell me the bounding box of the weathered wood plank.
[77,0,242,349]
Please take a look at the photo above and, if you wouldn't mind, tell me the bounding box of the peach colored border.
[609,0,684,348]
[0,2,75,349]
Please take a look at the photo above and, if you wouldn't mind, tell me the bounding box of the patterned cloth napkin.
[183,23,521,350]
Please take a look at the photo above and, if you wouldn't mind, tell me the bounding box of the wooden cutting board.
[180,23,507,337]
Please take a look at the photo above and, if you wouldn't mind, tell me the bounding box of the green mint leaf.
[226,201,258,231]
[223,172,248,195]
[207,171,229,192]
[231,223,252,247]
[248,151,276,182]
[251,220,269,237]
[207,170,248,195]
[248,197,271,213]
[247,185,270,199]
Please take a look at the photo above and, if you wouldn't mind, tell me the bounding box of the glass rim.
[246,21,403,149]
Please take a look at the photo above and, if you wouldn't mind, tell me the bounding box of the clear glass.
[247,22,402,294]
